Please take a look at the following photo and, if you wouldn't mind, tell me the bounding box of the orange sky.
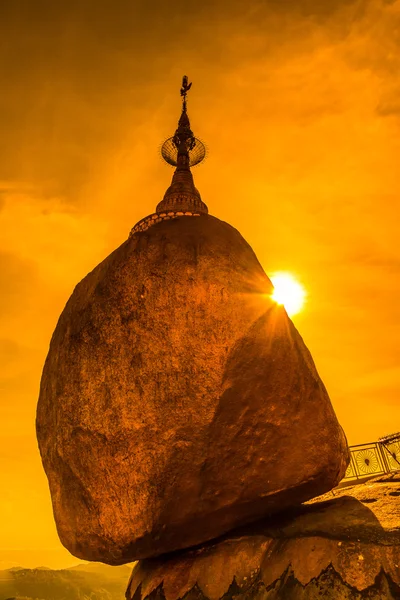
[1,0,400,570]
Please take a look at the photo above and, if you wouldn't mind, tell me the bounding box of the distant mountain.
[69,562,132,579]
[0,562,134,600]
[1,568,23,573]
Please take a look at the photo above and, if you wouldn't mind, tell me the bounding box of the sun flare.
[270,272,306,317]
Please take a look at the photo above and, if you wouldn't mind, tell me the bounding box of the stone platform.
[126,473,400,600]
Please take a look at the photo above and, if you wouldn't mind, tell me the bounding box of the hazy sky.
[1,0,400,570]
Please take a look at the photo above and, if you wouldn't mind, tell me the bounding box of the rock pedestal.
[37,214,349,565]
[126,474,400,600]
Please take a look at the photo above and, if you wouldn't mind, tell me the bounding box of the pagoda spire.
[130,77,208,236]
[156,76,208,214]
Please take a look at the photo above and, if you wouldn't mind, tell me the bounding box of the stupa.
[36,77,349,566]
[132,75,208,232]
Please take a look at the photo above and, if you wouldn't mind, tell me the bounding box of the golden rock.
[37,214,349,564]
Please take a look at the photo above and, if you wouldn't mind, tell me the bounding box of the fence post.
[350,450,359,479]
[377,442,391,474]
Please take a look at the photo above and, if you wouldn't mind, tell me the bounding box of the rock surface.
[37,214,349,564]
[126,474,400,600]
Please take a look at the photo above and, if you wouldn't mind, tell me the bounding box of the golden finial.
[161,76,206,168]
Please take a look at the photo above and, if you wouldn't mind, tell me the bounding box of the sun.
[270,272,306,317]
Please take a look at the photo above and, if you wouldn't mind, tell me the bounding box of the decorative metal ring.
[354,449,379,474]
[161,137,206,167]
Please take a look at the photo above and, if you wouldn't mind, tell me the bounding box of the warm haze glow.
[270,272,306,317]
[1,0,400,572]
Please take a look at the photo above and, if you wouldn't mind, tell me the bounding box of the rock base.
[130,568,399,600]
[126,474,400,600]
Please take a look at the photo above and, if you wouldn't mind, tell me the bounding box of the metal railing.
[342,433,400,481]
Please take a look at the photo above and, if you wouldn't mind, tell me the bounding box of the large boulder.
[126,474,400,600]
[36,214,349,564]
